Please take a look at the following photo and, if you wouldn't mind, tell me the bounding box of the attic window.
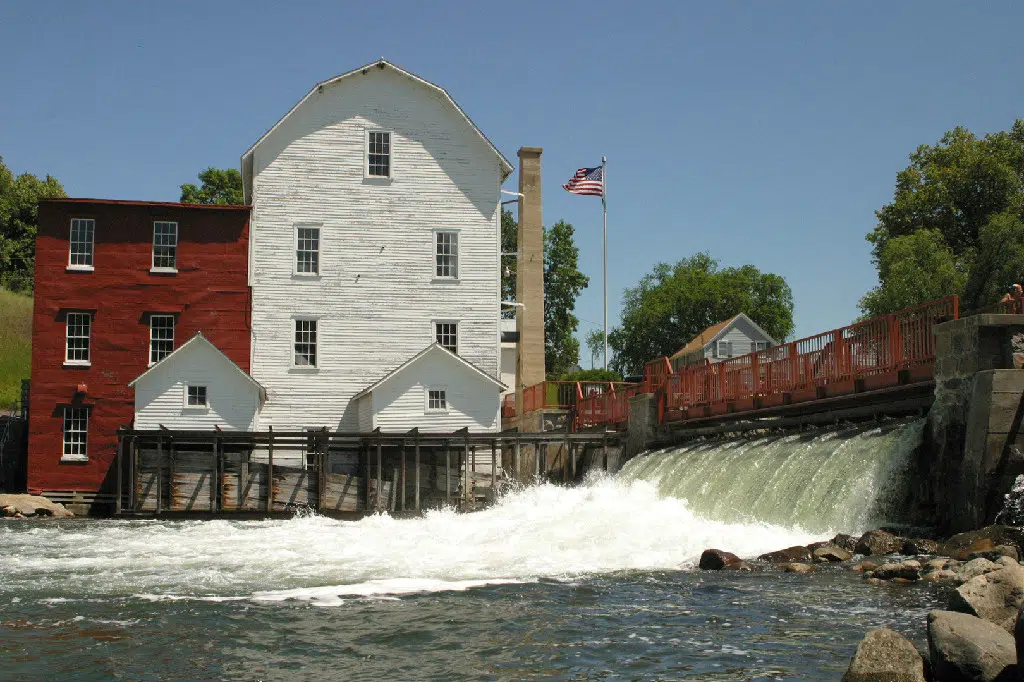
[186,385,208,407]
[427,389,447,412]
[367,131,391,177]
[716,340,733,358]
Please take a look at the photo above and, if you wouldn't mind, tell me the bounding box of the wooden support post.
[569,439,575,480]
[156,434,164,515]
[318,428,328,512]
[168,436,176,511]
[363,443,372,512]
[490,440,497,499]
[445,443,452,507]
[115,432,123,515]
[461,428,471,512]
[212,436,220,513]
[563,437,570,483]
[375,432,383,513]
[266,426,274,514]
[414,434,421,513]
[602,432,609,472]
[514,438,521,484]
[130,436,139,512]
[536,442,543,480]
[401,434,409,513]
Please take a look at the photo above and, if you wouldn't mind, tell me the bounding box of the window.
[186,385,207,407]
[752,340,768,354]
[435,231,458,279]
[62,407,88,461]
[149,315,174,365]
[152,221,178,270]
[427,389,447,412]
[435,322,457,354]
[716,340,733,359]
[294,319,318,367]
[367,131,391,177]
[69,218,95,268]
[65,312,91,364]
[296,226,320,275]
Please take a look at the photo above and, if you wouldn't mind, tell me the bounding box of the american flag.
[563,166,604,197]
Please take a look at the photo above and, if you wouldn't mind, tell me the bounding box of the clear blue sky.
[3,1,1023,353]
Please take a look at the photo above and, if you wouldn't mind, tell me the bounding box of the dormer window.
[366,131,391,177]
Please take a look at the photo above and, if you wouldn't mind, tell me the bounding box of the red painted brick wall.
[29,199,251,495]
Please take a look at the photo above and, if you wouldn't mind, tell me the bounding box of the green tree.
[862,120,1024,314]
[180,167,244,205]
[608,253,794,376]
[562,367,622,382]
[585,328,605,369]
[0,156,67,292]
[544,220,590,377]
[858,230,967,317]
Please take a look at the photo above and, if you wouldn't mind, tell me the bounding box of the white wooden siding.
[249,66,502,431]
[134,342,260,431]
[705,318,775,362]
[368,349,499,432]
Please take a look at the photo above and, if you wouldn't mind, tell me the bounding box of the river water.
[1,421,946,680]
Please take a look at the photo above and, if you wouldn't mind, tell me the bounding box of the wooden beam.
[115,432,123,515]
[156,434,163,515]
[266,425,274,514]
[490,440,497,501]
[414,434,421,513]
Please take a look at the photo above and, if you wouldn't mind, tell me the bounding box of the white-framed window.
[68,218,95,269]
[752,340,768,354]
[65,312,91,364]
[716,340,733,358]
[149,315,174,365]
[435,231,458,279]
[435,321,458,354]
[294,318,318,367]
[62,407,88,461]
[295,225,320,275]
[366,130,392,177]
[152,221,178,271]
[426,388,448,412]
[185,384,208,407]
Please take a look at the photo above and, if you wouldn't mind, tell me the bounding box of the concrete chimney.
[516,147,545,417]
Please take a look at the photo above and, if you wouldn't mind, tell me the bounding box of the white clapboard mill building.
[237,58,513,433]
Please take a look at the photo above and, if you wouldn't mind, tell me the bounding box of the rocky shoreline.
[702,524,1024,681]
[0,494,74,519]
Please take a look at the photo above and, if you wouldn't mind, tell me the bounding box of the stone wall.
[929,315,1024,531]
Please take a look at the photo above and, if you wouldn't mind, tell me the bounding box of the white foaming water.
[1,474,819,604]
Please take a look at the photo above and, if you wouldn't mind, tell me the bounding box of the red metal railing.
[576,383,644,429]
[501,393,516,419]
[644,357,673,393]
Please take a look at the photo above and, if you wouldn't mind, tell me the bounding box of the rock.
[950,564,1024,632]
[724,561,753,572]
[996,556,1018,568]
[840,628,926,682]
[1015,607,1024,672]
[699,549,742,570]
[0,494,74,519]
[927,610,1015,682]
[851,561,878,573]
[782,562,814,574]
[874,562,921,581]
[968,546,1021,563]
[758,545,812,563]
[856,530,903,556]
[958,558,1000,584]
[832,533,859,552]
[1,505,17,517]
[813,544,853,563]
[903,538,941,555]
[922,569,958,584]
[940,526,1024,561]
[927,558,955,571]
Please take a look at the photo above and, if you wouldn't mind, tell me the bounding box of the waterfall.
[616,419,924,535]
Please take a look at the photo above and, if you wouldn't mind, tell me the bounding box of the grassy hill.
[0,288,32,410]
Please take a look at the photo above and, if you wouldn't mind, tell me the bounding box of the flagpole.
[602,156,608,371]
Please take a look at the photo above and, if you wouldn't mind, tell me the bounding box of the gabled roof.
[670,313,778,359]
[353,343,505,400]
[128,332,266,401]
[241,58,514,201]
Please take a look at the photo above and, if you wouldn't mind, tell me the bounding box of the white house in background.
[353,343,504,431]
[670,313,778,371]
[129,333,266,431]
[241,58,513,433]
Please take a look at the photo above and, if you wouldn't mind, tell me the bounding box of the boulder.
[0,494,74,519]
[813,544,853,563]
[903,538,941,555]
[922,569,959,584]
[927,610,1015,682]
[782,562,814,574]
[758,545,812,563]
[723,560,753,572]
[851,561,878,573]
[940,526,1024,561]
[832,533,859,553]
[950,564,1024,632]
[957,558,1000,584]
[874,562,921,581]
[1015,607,1024,673]
[927,558,956,571]
[996,556,1019,568]
[856,530,903,556]
[699,549,742,571]
[968,546,1021,563]
[840,628,926,682]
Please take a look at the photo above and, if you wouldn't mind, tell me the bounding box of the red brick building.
[29,199,251,502]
